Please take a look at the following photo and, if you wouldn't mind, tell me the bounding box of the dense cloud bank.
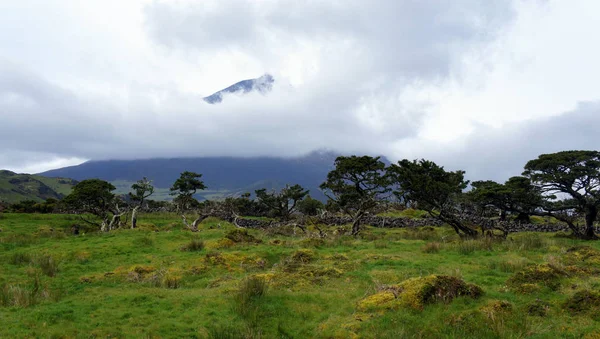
[1,1,599,181]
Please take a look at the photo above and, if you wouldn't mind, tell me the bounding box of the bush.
[507,264,567,292]
[563,290,600,314]
[527,299,551,316]
[358,275,483,311]
[180,239,205,252]
[225,229,261,244]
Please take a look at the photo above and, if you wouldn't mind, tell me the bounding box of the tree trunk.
[181,214,209,232]
[100,218,109,232]
[584,205,598,239]
[131,206,140,229]
[440,213,478,238]
[350,211,365,236]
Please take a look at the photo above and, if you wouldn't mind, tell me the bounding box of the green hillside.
[0,170,77,203]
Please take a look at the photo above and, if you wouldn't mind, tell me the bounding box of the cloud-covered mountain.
[38,151,349,201]
[203,74,274,104]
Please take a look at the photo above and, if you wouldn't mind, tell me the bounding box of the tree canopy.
[62,179,122,231]
[169,171,206,211]
[388,159,476,237]
[523,150,600,239]
[320,155,389,235]
[255,184,309,220]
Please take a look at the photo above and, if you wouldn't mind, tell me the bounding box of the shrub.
[527,299,551,316]
[563,290,600,314]
[507,264,567,292]
[358,275,483,311]
[225,229,262,244]
[180,239,205,252]
[281,249,316,272]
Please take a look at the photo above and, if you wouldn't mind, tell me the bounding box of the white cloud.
[0,0,598,181]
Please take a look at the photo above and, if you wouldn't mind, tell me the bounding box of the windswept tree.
[468,176,543,222]
[523,150,600,239]
[255,184,309,221]
[170,171,207,232]
[129,177,154,229]
[388,159,477,237]
[62,179,127,232]
[320,155,390,235]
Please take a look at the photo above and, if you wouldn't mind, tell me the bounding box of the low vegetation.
[1,213,600,337]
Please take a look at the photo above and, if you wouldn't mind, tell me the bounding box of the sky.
[1,0,599,183]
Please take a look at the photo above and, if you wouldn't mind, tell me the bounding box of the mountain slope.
[0,170,77,203]
[203,74,274,104]
[39,152,343,201]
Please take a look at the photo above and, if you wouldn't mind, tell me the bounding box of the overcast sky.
[1,0,599,182]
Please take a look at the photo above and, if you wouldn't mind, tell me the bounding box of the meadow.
[1,213,600,338]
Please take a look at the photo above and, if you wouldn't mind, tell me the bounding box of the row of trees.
[58,150,600,240]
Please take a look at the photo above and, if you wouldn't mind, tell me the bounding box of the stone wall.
[234,215,596,233]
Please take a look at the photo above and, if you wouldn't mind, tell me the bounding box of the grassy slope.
[0,170,76,203]
[0,213,599,338]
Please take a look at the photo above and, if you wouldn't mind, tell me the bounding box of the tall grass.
[37,254,60,277]
[180,238,205,252]
[233,276,268,318]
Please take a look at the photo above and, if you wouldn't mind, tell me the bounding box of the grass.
[0,212,599,338]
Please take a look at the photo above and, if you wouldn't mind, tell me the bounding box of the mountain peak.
[203,74,275,104]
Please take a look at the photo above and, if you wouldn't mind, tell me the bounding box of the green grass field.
[1,213,600,338]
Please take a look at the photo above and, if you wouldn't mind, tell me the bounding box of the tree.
[320,155,390,235]
[255,184,309,221]
[170,171,207,231]
[62,179,127,232]
[296,195,324,216]
[468,176,543,222]
[523,150,600,239]
[129,177,154,229]
[388,159,477,237]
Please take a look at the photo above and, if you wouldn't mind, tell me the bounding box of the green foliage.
[523,150,600,238]
[255,184,309,220]
[320,155,389,234]
[296,195,324,216]
[169,171,206,210]
[468,176,543,221]
[62,179,116,220]
[389,159,476,236]
[129,177,154,204]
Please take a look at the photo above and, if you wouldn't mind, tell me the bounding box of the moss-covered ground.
[1,213,600,338]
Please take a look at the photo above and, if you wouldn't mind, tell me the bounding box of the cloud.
[403,101,600,182]
[0,0,599,182]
